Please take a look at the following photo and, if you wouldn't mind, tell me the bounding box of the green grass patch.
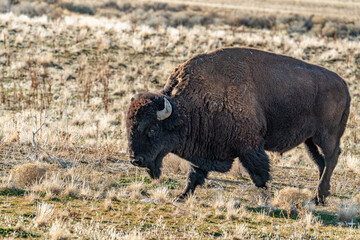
[315,212,338,225]
[0,227,40,238]
[118,176,151,185]
[0,188,25,197]
[164,178,180,189]
[22,212,36,218]
[248,206,299,220]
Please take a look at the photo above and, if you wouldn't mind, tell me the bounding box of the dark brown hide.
[127,47,350,203]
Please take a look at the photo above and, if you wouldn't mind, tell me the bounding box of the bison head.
[126,93,183,179]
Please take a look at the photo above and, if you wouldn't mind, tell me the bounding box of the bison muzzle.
[126,47,351,204]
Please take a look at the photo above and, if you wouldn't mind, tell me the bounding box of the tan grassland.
[0,0,359,239]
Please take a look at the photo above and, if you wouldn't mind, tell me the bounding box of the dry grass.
[150,186,169,202]
[345,154,360,174]
[337,201,358,223]
[273,187,313,210]
[0,0,359,239]
[34,202,55,227]
[104,198,113,211]
[353,193,360,205]
[127,181,145,200]
[299,211,322,230]
[49,220,71,240]
[25,191,41,203]
[63,180,79,198]
[232,224,248,239]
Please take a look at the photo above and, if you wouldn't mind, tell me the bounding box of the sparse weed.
[273,187,312,211]
[49,220,71,240]
[150,186,168,202]
[337,201,358,223]
[127,181,145,200]
[34,202,54,227]
[104,197,113,211]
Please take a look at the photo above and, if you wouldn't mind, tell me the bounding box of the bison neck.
[171,96,238,163]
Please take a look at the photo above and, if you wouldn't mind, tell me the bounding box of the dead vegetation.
[0,0,359,239]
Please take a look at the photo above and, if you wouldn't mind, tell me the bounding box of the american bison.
[126,47,350,203]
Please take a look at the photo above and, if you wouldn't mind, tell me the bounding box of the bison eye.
[146,126,159,138]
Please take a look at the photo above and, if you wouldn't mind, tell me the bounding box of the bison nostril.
[131,156,144,167]
[130,160,138,166]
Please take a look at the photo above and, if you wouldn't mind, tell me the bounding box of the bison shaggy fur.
[126,47,350,203]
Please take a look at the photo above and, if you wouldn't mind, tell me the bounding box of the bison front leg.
[175,165,208,201]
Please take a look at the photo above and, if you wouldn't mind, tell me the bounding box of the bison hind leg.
[305,138,325,180]
[238,146,270,188]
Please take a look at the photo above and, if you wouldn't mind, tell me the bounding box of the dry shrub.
[12,1,37,17]
[25,191,41,203]
[185,194,197,212]
[150,187,168,202]
[48,7,63,20]
[93,190,105,200]
[337,201,358,222]
[233,224,248,239]
[0,172,16,189]
[43,174,64,196]
[79,185,93,199]
[62,177,79,198]
[213,193,227,211]
[106,189,118,201]
[299,212,322,230]
[0,0,10,13]
[60,3,95,15]
[13,163,50,187]
[63,183,79,198]
[8,130,20,143]
[273,187,312,210]
[34,202,54,227]
[104,198,113,211]
[126,182,145,200]
[256,208,267,223]
[247,186,269,206]
[226,199,241,220]
[345,155,360,174]
[353,193,360,205]
[123,230,143,240]
[50,220,70,240]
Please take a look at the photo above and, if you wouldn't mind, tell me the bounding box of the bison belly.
[263,115,317,153]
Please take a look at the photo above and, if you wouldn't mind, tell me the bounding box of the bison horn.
[157,98,172,120]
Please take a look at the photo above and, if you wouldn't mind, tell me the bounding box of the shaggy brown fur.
[127,47,350,203]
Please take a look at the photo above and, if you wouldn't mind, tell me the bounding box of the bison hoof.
[256,184,268,189]
[311,197,326,206]
[173,193,188,202]
[252,175,268,189]
[173,197,185,203]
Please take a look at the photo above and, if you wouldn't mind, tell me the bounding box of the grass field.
[0,0,359,239]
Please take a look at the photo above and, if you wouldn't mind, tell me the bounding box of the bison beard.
[126,47,351,204]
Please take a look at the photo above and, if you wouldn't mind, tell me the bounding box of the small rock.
[140,198,161,203]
